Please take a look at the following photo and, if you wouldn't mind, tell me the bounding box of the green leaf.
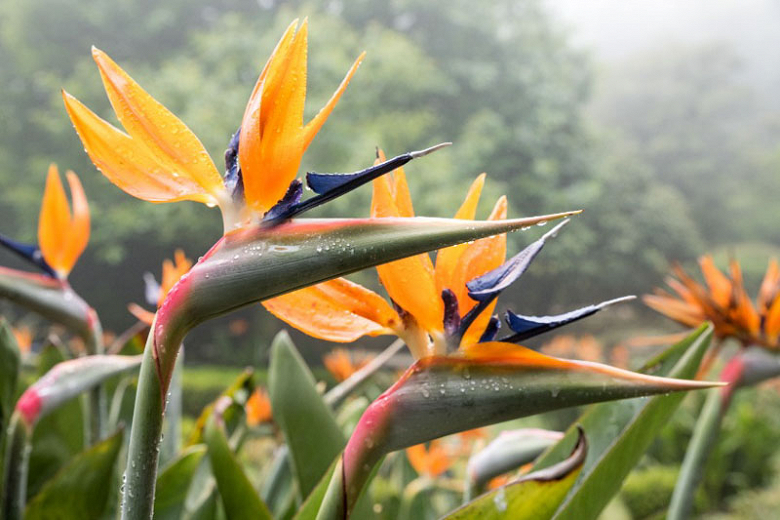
[445,429,587,520]
[0,268,93,339]
[18,354,142,426]
[154,445,207,520]
[155,213,578,383]
[204,414,271,520]
[186,368,254,446]
[532,323,714,520]
[24,428,124,520]
[0,319,20,444]
[294,460,339,520]
[338,337,717,514]
[467,429,563,493]
[28,343,85,498]
[269,331,345,498]
[324,338,405,408]
[260,446,297,519]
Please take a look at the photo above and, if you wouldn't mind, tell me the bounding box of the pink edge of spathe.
[718,355,744,408]
[341,351,722,510]
[152,270,195,398]
[341,364,411,509]
[16,388,42,427]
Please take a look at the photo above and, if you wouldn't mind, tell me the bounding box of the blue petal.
[261,143,451,226]
[467,220,570,302]
[143,272,161,306]
[478,316,501,343]
[223,128,244,202]
[455,220,569,342]
[441,289,461,337]
[501,296,635,343]
[262,180,303,225]
[0,233,56,277]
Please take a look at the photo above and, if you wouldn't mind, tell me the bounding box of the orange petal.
[758,259,780,312]
[128,303,156,326]
[458,197,508,346]
[643,294,705,327]
[63,91,214,203]
[238,20,363,213]
[434,174,486,296]
[729,259,761,335]
[38,165,72,276]
[406,440,451,477]
[765,296,780,345]
[92,48,223,199]
[369,150,440,330]
[60,171,90,274]
[302,50,365,148]
[239,19,298,159]
[699,255,731,308]
[263,278,401,342]
[376,255,441,333]
[323,348,359,382]
[371,148,415,218]
[247,22,310,211]
[246,388,273,426]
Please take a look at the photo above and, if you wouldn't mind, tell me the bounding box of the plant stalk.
[85,316,106,445]
[1,413,31,520]
[121,328,170,520]
[667,386,726,520]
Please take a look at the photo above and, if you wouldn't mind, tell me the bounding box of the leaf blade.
[24,429,124,520]
[269,331,345,497]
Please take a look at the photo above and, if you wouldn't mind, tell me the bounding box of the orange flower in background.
[63,19,364,231]
[406,439,453,478]
[645,255,780,350]
[38,164,90,279]
[323,348,373,382]
[1,164,90,280]
[12,326,33,354]
[541,334,604,363]
[246,388,273,426]
[264,154,507,359]
[128,249,192,325]
[158,249,193,307]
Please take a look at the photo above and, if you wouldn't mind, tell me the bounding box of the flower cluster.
[645,255,780,349]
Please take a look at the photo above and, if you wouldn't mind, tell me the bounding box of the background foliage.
[1,0,779,361]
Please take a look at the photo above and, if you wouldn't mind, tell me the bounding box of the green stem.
[667,387,727,520]
[121,335,166,520]
[86,317,105,445]
[1,413,31,520]
[160,347,183,464]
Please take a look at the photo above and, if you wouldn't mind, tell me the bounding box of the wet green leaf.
[204,415,271,520]
[0,319,20,444]
[21,354,142,425]
[532,323,714,520]
[25,428,123,520]
[0,268,93,339]
[269,331,345,498]
[154,445,207,520]
[446,429,587,520]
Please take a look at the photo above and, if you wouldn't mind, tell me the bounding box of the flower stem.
[85,316,105,445]
[1,413,31,520]
[121,335,165,520]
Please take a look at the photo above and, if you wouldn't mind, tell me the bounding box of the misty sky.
[549,0,779,73]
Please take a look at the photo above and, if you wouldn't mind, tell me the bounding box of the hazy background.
[1,0,778,364]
